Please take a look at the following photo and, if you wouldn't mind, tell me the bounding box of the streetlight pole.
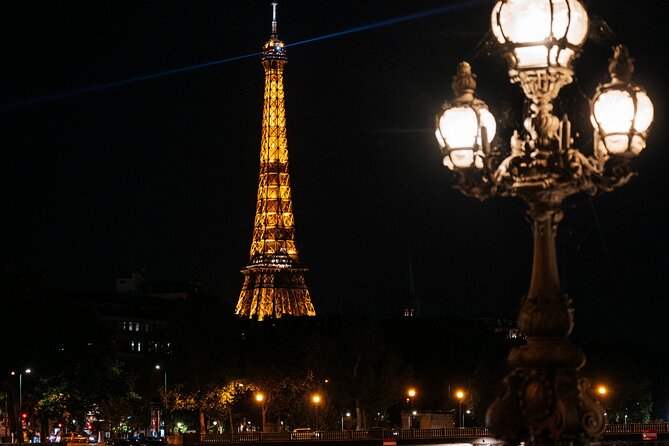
[340,412,350,431]
[455,390,464,428]
[255,393,265,432]
[597,386,608,418]
[155,365,167,437]
[407,388,416,429]
[311,394,321,431]
[434,1,653,445]
[12,369,31,445]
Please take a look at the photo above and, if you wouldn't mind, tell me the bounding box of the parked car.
[106,439,137,446]
[60,432,95,444]
[291,428,317,440]
[137,437,166,446]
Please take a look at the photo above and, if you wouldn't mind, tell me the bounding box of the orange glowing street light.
[256,393,266,432]
[407,388,417,429]
[455,390,465,427]
[597,385,608,415]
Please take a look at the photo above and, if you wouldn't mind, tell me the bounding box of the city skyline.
[2,1,667,349]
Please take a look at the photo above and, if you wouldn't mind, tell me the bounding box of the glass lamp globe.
[435,106,496,169]
[591,45,654,157]
[435,62,496,170]
[491,0,589,71]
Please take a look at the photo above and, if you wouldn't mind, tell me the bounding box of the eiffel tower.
[235,3,316,321]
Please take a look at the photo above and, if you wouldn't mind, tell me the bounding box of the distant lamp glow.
[256,393,264,402]
[312,394,321,404]
[596,385,608,414]
[591,45,654,157]
[435,62,496,170]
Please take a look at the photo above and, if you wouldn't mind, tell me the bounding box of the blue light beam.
[1,0,486,112]
[286,0,487,48]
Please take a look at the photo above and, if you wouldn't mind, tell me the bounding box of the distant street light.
[455,390,465,428]
[155,365,167,398]
[597,386,608,417]
[407,388,416,429]
[311,394,322,431]
[155,365,167,436]
[341,411,351,431]
[11,368,31,445]
[256,393,266,432]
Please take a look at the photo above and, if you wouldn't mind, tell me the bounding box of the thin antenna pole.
[271,2,278,34]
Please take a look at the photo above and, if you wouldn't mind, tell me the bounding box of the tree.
[305,314,412,430]
[165,293,240,433]
[582,341,655,423]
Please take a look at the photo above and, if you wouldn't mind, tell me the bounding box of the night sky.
[2,1,667,349]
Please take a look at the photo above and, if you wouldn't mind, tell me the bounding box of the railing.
[605,424,669,435]
[182,424,669,444]
[187,427,493,444]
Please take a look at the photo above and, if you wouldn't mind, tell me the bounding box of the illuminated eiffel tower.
[235,2,316,321]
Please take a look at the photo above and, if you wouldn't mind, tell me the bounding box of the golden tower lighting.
[434,0,653,444]
[236,2,316,321]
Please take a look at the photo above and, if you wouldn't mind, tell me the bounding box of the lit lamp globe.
[435,62,496,170]
[591,45,654,157]
[491,0,588,103]
[491,0,589,72]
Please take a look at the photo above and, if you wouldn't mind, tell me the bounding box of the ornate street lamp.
[435,0,653,445]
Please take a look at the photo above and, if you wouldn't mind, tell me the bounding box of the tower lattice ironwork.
[235,3,315,321]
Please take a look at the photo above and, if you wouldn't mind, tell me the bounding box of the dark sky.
[2,1,667,349]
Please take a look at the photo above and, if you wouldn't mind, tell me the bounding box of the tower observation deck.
[235,3,316,321]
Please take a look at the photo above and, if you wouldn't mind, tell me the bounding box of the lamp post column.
[14,369,31,445]
[18,373,23,445]
[485,193,604,444]
[455,390,464,428]
[407,388,416,429]
[155,365,168,437]
[255,394,266,432]
[459,400,462,428]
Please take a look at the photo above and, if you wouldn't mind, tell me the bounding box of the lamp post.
[155,365,167,436]
[155,365,167,399]
[11,369,31,445]
[455,390,464,428]
[311,394,321,431]
[597,385,608,417]
[407,388,416,429]
[255,393,266,432]
[434,1,653,444]
[340,411,350,431]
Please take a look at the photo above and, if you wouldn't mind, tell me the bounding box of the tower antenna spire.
[271,2,278,35]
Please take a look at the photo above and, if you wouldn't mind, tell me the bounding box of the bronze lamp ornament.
[435,0,654,445]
